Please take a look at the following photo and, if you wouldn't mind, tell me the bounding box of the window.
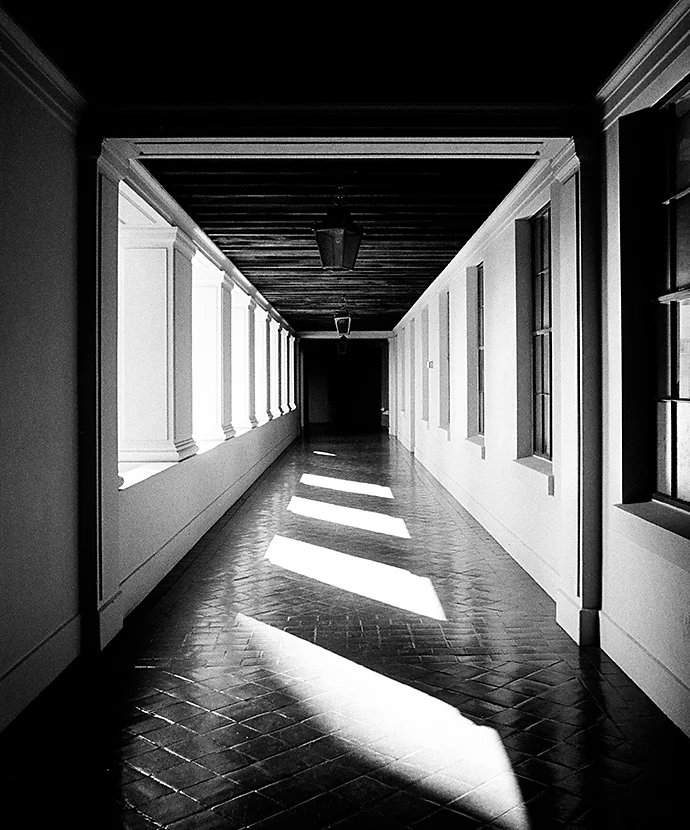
[466,263,485,444]
[531,207,552,459]
[477,264,485,435]
[439,290,450,430]
[421,306,430,422]
[656,94,690,504]
[400,328,406,411]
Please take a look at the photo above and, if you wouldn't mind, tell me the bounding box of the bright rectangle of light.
[236,613,529,828]
[287,496,410,538]
[300,473,394,499]
[265,535,446,620]
[313,450,337,456]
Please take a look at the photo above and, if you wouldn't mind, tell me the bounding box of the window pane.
[533,270,543,331]
[534,394,543,454]
[656,303,671,397]
[674,195,690,288]
[657,401,672,496]
[543,394,551,458]
[533,335,543,394]
[675,106,690,193]
[542,266,551,329]
[543,332,551,394]
[677,401,690,501]
[678,300,690,398]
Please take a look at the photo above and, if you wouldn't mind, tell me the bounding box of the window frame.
[654,88,690,508]
[530,205,553,461]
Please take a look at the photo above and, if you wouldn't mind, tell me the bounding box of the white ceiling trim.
[120,137,570,162]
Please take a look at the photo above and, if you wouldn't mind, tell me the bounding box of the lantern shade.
[314,205,363,271]
[334,315,351,336]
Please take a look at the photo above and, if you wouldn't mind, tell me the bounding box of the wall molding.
[598,0,690,130]
[398,154,557,326]
[0,9,84,132]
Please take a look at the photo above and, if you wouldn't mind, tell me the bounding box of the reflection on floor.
[2,434,687,829]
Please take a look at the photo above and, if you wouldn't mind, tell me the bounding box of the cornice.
[0,9,84,132]
[396,151,557,328]
[597,1,690,130]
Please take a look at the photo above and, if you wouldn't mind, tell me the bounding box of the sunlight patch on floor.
[238,613,530,829]
[265,535,446,619]
[287,496,410,538]
[313,450,337,456]
[300,473,394,499]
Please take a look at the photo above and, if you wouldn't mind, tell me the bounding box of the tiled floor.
[2,434,688,828]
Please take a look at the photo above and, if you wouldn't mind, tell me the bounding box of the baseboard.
[411,445,560,601]
[0,613,81,733]
[600,610,690,737]
[556,589,599,645]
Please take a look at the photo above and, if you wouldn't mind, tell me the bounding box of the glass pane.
[533,336,543,394]
[656,303,671,397]
[676,401,690,501]
[543,332,551,394]
[533,270,543,331]
[675,107,690,193]
[657,401,672,496]
[533,217,543,273]
[542,266,551,329]
[542,394,551,458]
[533,394,543,454]
[674,194,690,289]
[678,301,690,399]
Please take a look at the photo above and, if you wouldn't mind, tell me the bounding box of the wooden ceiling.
[142,158,533,331]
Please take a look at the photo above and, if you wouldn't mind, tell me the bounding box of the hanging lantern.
[334,314,351,336]
[314,203,363,271]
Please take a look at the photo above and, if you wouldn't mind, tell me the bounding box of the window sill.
[513,456,555,496]
[466,434,486,459]
[613,500,690,573]
[119,461,176,489]
[616,500,690,542]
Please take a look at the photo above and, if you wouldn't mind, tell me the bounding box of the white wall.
[392,2,690,738]
[598,3,690,736]
[394,161,568,606]
[0,14,84,731]
[119,413,299,616]
[0,10,301,734]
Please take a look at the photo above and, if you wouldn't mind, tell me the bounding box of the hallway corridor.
[2,435,687,829]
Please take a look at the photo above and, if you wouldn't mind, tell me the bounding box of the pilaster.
[118,227,199,462]
[191,255,234,442]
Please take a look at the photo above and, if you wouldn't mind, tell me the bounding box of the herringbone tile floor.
[1,434,687,828]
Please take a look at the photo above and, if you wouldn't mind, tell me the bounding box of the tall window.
[656,94,690,504]
[400,328,406,411]
[531,207,552,459]
[439,290,450,430]
[421,306,430,421]
[477,263,485,436]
